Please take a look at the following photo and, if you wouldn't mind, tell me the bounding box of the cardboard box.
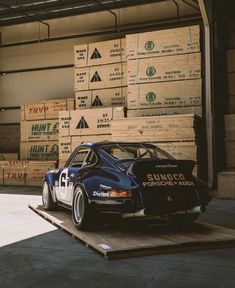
[128,53,201,85]
[74,38,126,67]
[127,79,201,109]
[74,62,127,91]
[21,119,59,142]
[126,25,200,59]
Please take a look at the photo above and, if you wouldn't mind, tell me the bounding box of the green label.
[145,41,155,51]
[146,92,156,103]
[146,66,156,77]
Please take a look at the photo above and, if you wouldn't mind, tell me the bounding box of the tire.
[169,213,199,228]
[72,185,92,230]
[42,181,57,210]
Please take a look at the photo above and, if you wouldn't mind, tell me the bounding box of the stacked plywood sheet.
[218,45,235,198]
[59,107,124,165]
[74,39,126,109]
[126,25,202,117]
[20,98,74,161]
[0,160,56,187]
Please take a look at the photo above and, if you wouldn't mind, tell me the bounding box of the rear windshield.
[101,144,172,160]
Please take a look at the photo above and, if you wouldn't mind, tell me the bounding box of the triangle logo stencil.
[76,116,89,129]
[90,71,102,82]
[90,48,102,59]
[92,96,103,107]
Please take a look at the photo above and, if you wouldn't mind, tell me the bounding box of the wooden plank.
[156,142,197,161]
[228,73,235,95]
[74,38,126,67]
[225,114,235,140]
[228,96,235,114]
[21,119,59,142]
[128,53,201,85]
[111,114,200,142]
[127,106,202,117]
[127,79,202,109]
[225,141,235,168]
[75,87,127,109]
[126,25,200,60]
[74,62,127,91]
[227,49,235,72]
[29,204,235,260]
[59,136,72,162]
[0,153,18,160]
[20,141,59,161]
[0,160,56,186]
[71,134,111,151]
[218,171,235,199]
[21,98,74,121]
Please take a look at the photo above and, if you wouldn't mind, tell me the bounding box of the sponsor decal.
[142,173,194,187]
[90,48,102,59]
[145,41,155,51]
[90,71,102,82]
[76,116,89,129]
[92,95,103,107]
[93,191,109,197]
[146,92,156,103]
[146,66,156,77]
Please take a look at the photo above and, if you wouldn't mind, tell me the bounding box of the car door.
[55,148,91,205]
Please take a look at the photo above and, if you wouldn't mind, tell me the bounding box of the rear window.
[101,144,172,160]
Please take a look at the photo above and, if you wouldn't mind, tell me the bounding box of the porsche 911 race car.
[42,142,211,230]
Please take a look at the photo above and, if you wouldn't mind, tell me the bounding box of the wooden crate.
[127,106,202,117]
[227,49,235,72]
[228,73,235,95]
[218,171,235,199]
[20,141,59,161]
[228,96,235,114]
[75,87,127,109]
[127,79,201,109]
[21,119,59,142]
[21,98,74,121]
[225,141,235,168]
[74,62,127,91]
[111,114,200,142]
[71,134,111,150]
[25,161,56,187]
[128,53,201,85]
[156,142,198,161]
[74,38,126,67]
[59,107,124,137]
[126,25,200,60]
[0,164,3,184]
[59,136,72,162]
[0,153,18,160]
[225,114,235,140]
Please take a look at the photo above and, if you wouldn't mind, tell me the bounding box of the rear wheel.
[169,213,199,227]
[72,185,92,230]
[42,181,57,210]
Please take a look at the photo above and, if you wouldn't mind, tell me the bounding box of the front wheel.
[72,185,91,230]
[42,181,57,210]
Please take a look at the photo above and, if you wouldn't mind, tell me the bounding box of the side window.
[69,148,90,167]
[83,150,98,167]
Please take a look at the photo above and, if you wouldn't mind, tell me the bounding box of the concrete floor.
[0,186,235,288]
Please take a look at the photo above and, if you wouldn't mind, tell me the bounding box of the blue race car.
[42,142,211,230]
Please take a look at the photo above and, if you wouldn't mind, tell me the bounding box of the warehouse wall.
[0,1,199,124]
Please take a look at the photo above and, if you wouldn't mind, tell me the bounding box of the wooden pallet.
[29,205,235,260]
